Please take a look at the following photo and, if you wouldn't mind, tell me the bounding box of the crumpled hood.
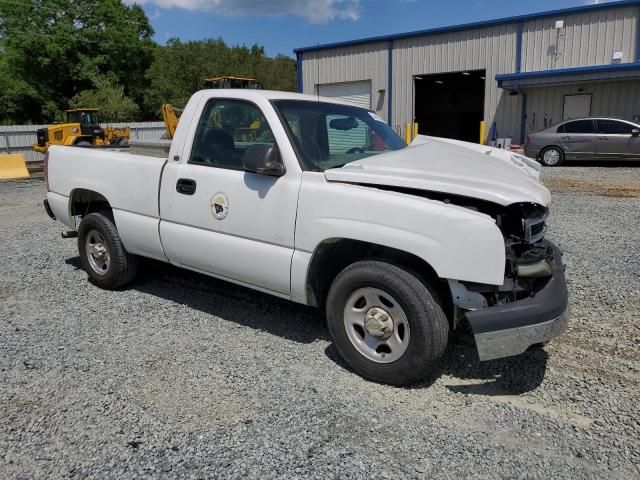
[324,136,551,207]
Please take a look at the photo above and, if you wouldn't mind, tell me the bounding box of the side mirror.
[329,116,359,131]
[242,144,285,177]
[632,128,640,137]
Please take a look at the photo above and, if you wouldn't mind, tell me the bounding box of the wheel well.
[70,189,112,221]
[306,238,453,325]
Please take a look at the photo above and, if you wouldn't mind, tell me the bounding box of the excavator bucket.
[0,153,30,180]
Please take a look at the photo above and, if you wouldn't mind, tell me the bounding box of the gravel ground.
[1,167,639,479]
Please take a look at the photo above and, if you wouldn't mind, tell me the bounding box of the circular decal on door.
[209,192,229,220]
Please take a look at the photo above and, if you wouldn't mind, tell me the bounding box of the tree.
[0,0,154,123]
[70,75,139,122]
[0,2,298,124]
[143,38,297,116]
[0,53,40,125]
[259,54,298,92]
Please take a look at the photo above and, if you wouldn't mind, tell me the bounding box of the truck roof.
[196,89,363,108]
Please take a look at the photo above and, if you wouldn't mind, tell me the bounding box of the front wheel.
[77,212,138,289]
[326,261,449,386]
[540,146,564,167]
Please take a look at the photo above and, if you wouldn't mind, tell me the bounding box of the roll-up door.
[318,81,372,109]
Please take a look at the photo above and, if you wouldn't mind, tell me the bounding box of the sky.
[126,0,619,57]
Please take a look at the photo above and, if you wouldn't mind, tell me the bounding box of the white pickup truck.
[44,89,569,385]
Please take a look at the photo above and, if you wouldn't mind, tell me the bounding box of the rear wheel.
[326,261,449,386]
[77,212,138,289]
[540,146,564,167]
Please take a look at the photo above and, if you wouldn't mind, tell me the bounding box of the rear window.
[561,120,594,134]
[596,120,634,134]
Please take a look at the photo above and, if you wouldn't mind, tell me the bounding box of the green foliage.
[70,75,139,122]
[0,55,39,125]
[0,0,154,123]
[143,38,297,117]
[0,1,297,124]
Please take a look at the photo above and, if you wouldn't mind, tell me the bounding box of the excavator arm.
[162,104,183,140]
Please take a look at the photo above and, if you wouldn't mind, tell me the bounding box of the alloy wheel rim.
[543,149,560,165]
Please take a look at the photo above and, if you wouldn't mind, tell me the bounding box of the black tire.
[539,146,565,167]
[326,261,449,386]
[77,212,138,289]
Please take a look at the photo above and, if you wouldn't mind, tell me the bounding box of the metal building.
[294,0,640,145]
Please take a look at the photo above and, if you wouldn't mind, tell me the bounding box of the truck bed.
[46,145,168,226]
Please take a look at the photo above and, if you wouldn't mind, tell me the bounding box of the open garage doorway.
[414,70,485,143]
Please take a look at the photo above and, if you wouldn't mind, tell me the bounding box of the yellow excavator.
[161,76,262,140]
[32,108,130,154]
[161,104,182,140]
[204,76,262,90]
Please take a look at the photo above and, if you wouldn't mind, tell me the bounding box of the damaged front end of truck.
[325,136,570,361]
[445,198,569,361]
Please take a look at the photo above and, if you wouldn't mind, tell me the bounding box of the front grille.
[531,222,545,237]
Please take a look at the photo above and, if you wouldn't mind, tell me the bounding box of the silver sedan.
[524,117,640,166]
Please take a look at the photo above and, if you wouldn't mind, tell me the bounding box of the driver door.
[159,98,301,295]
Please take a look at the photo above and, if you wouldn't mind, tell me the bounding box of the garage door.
[318,81,372,109]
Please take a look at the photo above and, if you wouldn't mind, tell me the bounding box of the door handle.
[597,136,609,140]
[176,178,197,195]
[561,136,572,140]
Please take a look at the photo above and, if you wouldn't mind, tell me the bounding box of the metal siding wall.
[524,80,640,134]
[392,24,521,141]
[0,122,166,163]
[521,6,638,72]
[297,4,639,143]
[300,43,389,119]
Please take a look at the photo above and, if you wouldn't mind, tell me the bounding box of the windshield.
[272,100,405,171]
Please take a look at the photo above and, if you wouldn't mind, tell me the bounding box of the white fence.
[0,122,166,163]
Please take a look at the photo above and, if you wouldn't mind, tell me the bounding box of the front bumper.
[466,242,569,361]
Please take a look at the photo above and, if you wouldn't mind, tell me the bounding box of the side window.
[557,124,565,134]
[563,120,594,134]
[189,99,275,169]
[325,115,370,155]
[282,112,302,143]
[597,120,634,135]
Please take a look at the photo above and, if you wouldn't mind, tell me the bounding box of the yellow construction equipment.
[161,104,182,140]
[203,76,262,89]
[104,125,131,145]
[32,108,130,154]
[0,154,30,180]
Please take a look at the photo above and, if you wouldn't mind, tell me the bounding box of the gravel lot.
[1,166,639,479]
